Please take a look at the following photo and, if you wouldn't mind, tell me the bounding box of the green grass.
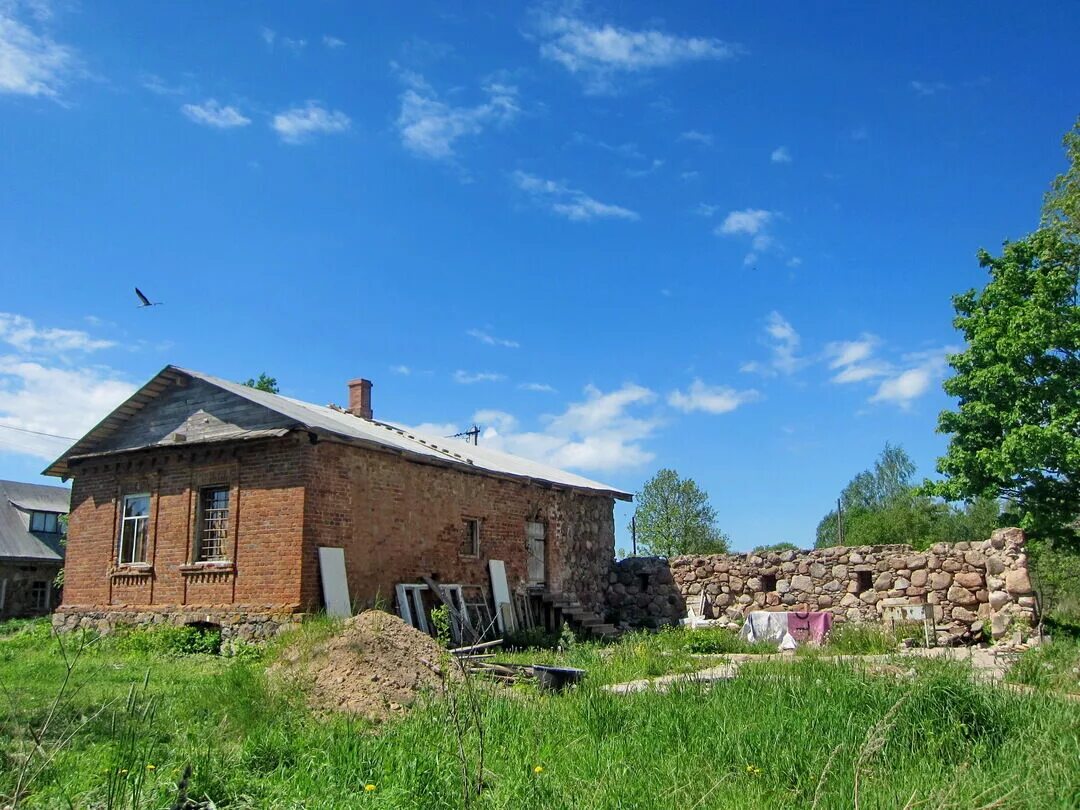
[1007,638,1080,694]
[2,618,1079,808]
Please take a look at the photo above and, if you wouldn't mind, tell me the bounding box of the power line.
[0,424,76,441]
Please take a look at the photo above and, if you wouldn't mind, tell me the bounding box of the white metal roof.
[47,366,632,500]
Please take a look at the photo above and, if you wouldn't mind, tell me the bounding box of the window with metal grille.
[197,486,230,562]
[30,511,59,533]
[118,494,150,564]
[31,580,49,611]
[461,518,480,557]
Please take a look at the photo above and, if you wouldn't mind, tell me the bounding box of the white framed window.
[118,493,151,565]
[30,511,59,533]
[196,486,230,562]
[461,518,480,557]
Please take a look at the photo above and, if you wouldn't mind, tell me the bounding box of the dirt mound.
[272,610,455,722]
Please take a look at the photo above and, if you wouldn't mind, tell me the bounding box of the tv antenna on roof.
[448,425,480,446]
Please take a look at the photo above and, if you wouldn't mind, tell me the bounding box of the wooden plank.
[448,638,504,654]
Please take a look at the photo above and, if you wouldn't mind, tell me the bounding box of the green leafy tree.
[243,373,280,394]
[631,469,730,557]
[818,444,1000,549]
[752,541,801,554]
[928,227,1079,545]
[1043,117,1080,239]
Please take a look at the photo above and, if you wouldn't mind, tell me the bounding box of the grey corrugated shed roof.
[0,480,69,562]
[45,366,632,500]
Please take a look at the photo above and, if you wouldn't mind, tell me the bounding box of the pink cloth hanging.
[786,611,833,644]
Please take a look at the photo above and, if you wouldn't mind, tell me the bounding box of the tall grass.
[1007,639,1080,694]
[2,619,1079,808]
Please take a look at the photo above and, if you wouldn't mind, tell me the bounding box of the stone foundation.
[606,528,1037,644]
[52,606,305,649]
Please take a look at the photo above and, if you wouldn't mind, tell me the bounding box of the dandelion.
[146,764,156,771]
[745,764,762,776]
[533,765,544,775]
[364,784,376,792]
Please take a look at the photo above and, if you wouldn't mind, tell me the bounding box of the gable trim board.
[44,365,631,501]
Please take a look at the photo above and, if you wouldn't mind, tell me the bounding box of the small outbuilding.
[0,479,69,618]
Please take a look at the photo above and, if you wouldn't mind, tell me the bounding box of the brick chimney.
[347,378,373,419]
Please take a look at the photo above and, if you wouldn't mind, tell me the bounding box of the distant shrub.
[505,626,560,650]
[113,624,222,656]
[683,627,773,655]
[824,623,897,655]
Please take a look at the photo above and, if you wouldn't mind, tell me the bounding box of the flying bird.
[135,287,163,308]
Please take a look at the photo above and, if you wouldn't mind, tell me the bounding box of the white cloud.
[467,328,519,349]
[870,367,932,406]
[742,311,802,376]
[667,379,759,414]
[390,364,411,375]
[0,358,135,459]
[476,383,659,472]
[869,348,952,408]
[453,370,505,384]
[512,170,638,222]
[473,408,517,433]
[535,10,740,94]
[271,101,350,144]
[322,35,345,49]
[0,312,114,354]
[824,335,889,384]
[140,73,185,96]
[395,71,519,160]
[181,99,251,129]
[910,80,948,96]
[718,208,773,237]
[770,145,792,163]
[569,132,644,160]
[693,203,720,217]
[410,421,460,438]
[261,27,305,53]
[716,208,781,265]
[678,130,713,146]
[0,3,77,98]
[519,382,556,393]
[823,333,953,408]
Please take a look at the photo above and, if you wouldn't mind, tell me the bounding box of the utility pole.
[836,497,845,546]
[631,515,637,557]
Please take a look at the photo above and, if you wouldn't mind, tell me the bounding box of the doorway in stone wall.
[526,521,546,586]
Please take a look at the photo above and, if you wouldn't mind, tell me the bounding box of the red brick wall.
[301,440,616,612]
[62,436,307,613]
[60,433,617,618]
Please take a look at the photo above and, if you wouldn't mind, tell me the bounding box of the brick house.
[46,366,629,638]
[0,479,69,619]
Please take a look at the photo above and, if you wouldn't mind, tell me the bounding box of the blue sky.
[1,1,1078,550]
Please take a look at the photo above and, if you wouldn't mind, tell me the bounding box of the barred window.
[197,486,230,562]
[461,518,480,557]
[118,494,150,564]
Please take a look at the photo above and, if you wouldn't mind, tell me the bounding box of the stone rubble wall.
[605,528,1037,644]
[51,606,304,651]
